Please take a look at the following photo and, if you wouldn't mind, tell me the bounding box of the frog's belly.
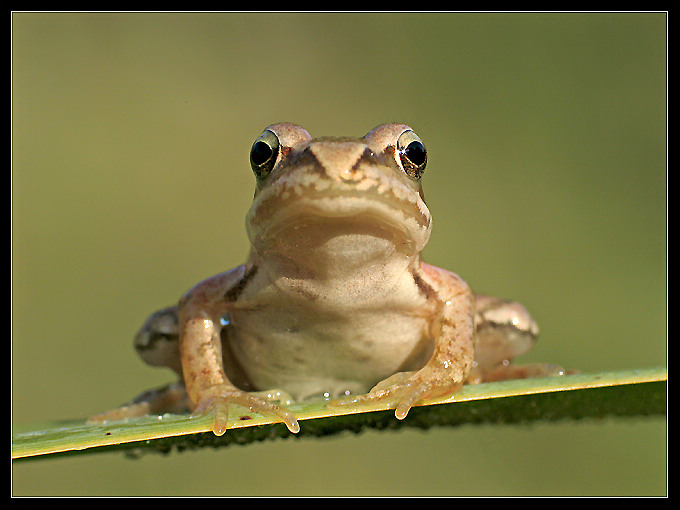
[226,310,432,401]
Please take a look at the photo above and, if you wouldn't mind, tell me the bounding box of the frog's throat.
[246,186,432,259]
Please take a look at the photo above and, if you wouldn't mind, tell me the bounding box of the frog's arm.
[334,261,475,419]
[396,262,475,418]
[178,265,300,435]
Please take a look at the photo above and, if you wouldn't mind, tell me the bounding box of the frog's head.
[245,123,433,271]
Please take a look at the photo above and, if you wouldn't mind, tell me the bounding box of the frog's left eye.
[250,129,280,179]
[397,130,427,179]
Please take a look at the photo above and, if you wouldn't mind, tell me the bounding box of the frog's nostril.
[339,164,363,182]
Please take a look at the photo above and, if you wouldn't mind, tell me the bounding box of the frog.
[89,123,565,436]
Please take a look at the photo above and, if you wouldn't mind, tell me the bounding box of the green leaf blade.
[12,367,666,460]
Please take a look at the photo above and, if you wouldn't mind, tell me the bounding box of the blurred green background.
[12,12,666,495]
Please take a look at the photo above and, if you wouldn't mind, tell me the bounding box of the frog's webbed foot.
[473,363,577,383]
[331,371,462,420]
[87,382,190,424]
[192,385,300,436]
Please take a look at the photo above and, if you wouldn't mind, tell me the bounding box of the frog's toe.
[370,371,414,392]
[393,385,429,420]
[392,379,463,419]
[244,396,300,434]
[192,390,300,435]
[329,378,420,419]
[331,375,463,421]
[87,402,151,424]
[208,403,230,435]
[330,388,390,408]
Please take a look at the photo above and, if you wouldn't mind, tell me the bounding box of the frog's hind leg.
[467,295,572,384]
[133,306,183,375]
[470,363,571,383]
[88,306,190,424]
[87,382,191,424]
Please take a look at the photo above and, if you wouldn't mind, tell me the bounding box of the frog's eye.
[250,129,280,179]
[396,130,427,180]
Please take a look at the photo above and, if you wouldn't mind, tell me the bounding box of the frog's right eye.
[250,130,280,179]
[396,130,427,180]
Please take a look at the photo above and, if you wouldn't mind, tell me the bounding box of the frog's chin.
[246,195,431,262]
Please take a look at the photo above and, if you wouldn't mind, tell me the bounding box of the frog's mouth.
[245,185,432,259]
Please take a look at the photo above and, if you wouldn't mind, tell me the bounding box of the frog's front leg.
[179,265,300,435]
[335,262,475,420]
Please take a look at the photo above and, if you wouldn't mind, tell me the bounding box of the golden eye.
[250,129,280,179]
[397,130,427,180]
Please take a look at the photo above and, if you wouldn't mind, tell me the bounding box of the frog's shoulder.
[178,264,252,308]
[416,261,471,298]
